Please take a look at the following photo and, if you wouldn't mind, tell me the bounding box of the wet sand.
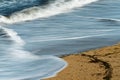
[45,43,120,80]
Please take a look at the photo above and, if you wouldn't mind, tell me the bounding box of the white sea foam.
[0,0,98,24]
[30,34,108,42]
[93,17,120,22]
[0,26,39,59]
[77,16,120,22]
[2,27,25,44]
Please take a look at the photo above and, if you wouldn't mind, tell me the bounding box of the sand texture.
[45,44,120,80]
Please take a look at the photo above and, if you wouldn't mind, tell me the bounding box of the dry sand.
[45,43,120,80]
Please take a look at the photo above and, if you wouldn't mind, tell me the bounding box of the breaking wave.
[0,0,98,24]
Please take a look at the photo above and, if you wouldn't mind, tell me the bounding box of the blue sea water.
[0,0,120,80]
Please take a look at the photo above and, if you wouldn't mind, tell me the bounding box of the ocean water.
[0,0,120,80]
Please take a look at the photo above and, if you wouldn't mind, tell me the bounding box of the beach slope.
[45,43,120,80]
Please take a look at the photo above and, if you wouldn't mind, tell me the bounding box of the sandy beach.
[45,43,120,80]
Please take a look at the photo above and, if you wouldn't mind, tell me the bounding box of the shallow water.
[0,0,120,80]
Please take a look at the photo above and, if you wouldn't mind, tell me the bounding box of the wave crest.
[0,0,98,24]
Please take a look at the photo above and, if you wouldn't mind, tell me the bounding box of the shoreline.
[45,43,120,80]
